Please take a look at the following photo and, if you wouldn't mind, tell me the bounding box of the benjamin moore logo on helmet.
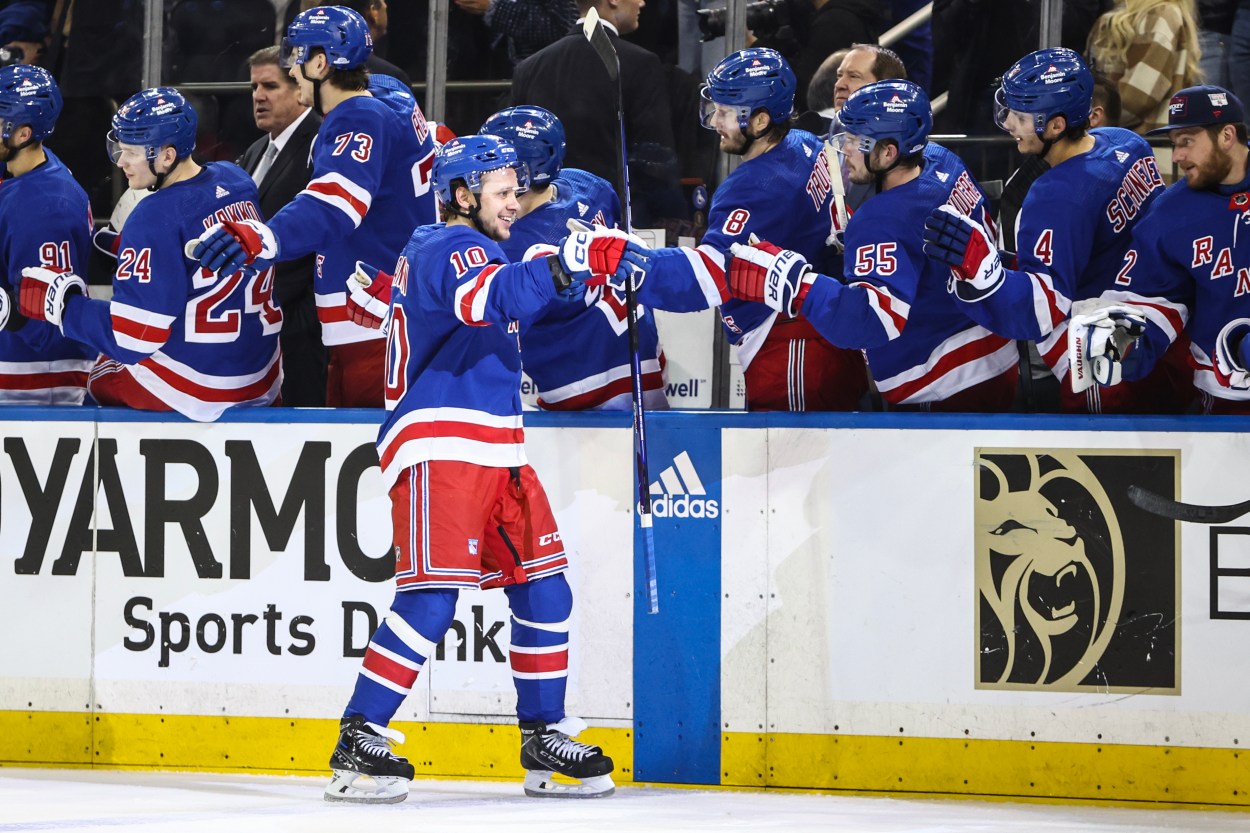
[1040,64,1065,85]
[150,99,179,117]
[518,120,540,140]
[884,93,907,114]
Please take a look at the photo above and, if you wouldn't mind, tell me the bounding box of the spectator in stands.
[793,47,849,135]
[1231,0,1250,100]
[454,0,578,67]
[751,0,883,117]
[932,0,1037,135]
[1087,0,1204,134]
[884,0,932,92]
[0,0,50,66]
[511,0,684,228]
[1197,0,1236,87]
[239,46,326,407]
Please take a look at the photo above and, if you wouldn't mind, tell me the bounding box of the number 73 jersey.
[60,162,283,422]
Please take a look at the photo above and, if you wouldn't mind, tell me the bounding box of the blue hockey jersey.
[267,94,437,347]
[0,148,96,404]
[1103,169,1250,403]
[954,127,1164,381]
[800,143,1016,404]
[639,129,839,365]
[499,168,666,410]
[377,222,571,485]
[61,163,282,421]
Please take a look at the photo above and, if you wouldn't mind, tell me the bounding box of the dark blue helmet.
[282,5,372,71]
[368,73,416,118]
[433,134,530,204]
[701,47,796,130]
[108,87,197,162]
[479,106,566,186]
[838,80,931,157]
[996,47,1093,134]
[0,65,62,142]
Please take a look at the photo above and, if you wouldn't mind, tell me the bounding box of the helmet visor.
[699,87,749,131]
[279,39,305,69]
[832,131,876,155]
[106,129,153,165]
[993,87,1046,134]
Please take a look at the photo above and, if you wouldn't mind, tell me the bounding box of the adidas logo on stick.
[646,451,719,519]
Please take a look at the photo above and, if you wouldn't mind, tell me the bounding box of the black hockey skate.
[323,715,415,804]
[519,716,615,798]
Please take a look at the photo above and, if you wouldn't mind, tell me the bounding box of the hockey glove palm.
[1214,318,1250,390]
[1067,303,1147,392]
[923,205,1004,298]
[190,219,279,275]
[727,241,812,317]
[346,261,392,329]
[19,267,86,328]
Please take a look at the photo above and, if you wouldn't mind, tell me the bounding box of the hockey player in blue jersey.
[481,105,668,410]
[1073,85,1250,414]
[725,81,1019,411]
[628,48,867,411]
[922,47,1191,414]
[324,135,646,803]
[18,88,283,421]
[191,5,436,408]
[0,65,95,404]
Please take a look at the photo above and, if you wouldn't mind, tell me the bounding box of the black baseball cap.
[1146,84,1246,134]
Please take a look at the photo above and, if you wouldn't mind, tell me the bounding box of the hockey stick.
[822,139,848,233]
[582,7,659,615]
[1127,485,1250,524]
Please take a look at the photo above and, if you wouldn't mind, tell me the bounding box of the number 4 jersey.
[60,162,282,421]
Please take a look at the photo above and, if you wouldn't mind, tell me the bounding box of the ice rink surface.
[0,769,1246,833]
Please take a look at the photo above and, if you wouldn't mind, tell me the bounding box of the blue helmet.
[433,134,530,204]
[479,106,565,186]
[701,47,796,130]
[997,47,1093,134]
[368,72,416,118]
[283,5,372,70]
[0,65,62,142]
[838,80,931,157]
[108,87,197,161]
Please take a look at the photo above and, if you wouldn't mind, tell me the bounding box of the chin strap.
[147,154,188,192]
[302,63,326,115]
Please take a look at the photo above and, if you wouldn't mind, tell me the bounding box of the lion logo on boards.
[974,448,1179,693]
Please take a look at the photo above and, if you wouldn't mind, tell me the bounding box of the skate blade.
[324,770,410,804]
[523,771,615,799]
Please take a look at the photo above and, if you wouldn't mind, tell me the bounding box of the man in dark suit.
[510,0,683,227]
[241,46,326,406]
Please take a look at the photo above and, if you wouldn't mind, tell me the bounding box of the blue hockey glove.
[923,205,1004,299]
[188,219,279,275]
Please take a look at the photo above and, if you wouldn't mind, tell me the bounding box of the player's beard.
[0,136,18,165]
[720,130,750,156]
[1185,144,1234,190]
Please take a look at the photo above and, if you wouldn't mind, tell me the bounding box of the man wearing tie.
[239,46,326,406]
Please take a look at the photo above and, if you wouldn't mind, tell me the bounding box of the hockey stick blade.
[1127,485,1250,524]
[582,8,620,82]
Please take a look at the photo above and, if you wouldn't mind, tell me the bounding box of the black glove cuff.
[546,254,572,294]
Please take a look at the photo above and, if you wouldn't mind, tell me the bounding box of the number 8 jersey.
[61,162,283,421]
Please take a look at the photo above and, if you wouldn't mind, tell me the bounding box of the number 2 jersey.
[799,143,1016,404]
[376,223,571,487]
[60,163,282,421]
[499,167,666,410]
[0,148,96,404]
[266,94,437,347]
[1104,170,1250,404]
